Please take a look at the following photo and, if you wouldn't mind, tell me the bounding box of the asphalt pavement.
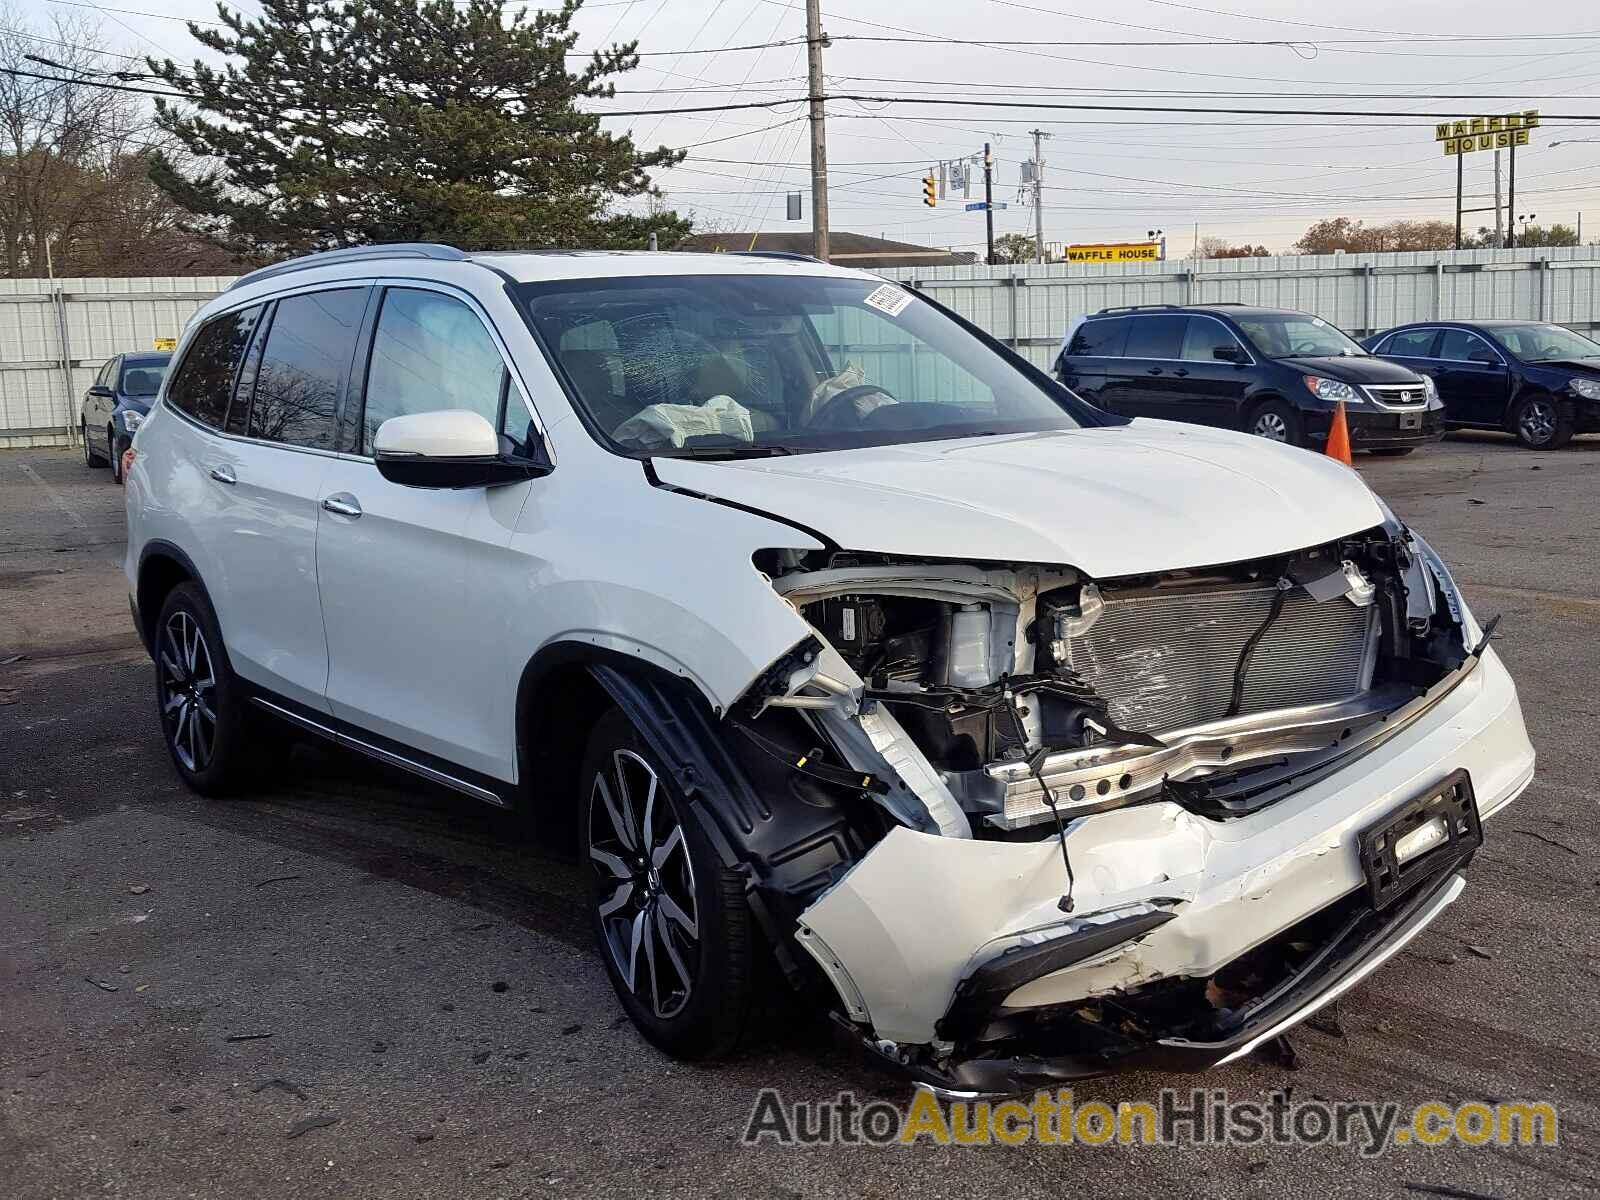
[2,434,1597,1199]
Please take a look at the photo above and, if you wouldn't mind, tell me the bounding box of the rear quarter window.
[165,306,263,429]
[1068,316,1130,358]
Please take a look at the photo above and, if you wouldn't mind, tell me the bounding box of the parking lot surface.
[2,435,1598,1199]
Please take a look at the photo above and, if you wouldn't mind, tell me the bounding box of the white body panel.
[314,459,531,776]
[129,404,332,711]
[653,421,1386,579]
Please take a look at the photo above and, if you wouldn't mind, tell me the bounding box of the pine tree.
[148,0,689,259]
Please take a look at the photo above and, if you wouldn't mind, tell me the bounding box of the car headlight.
[1420,374,1438,399]
[1410,531,1484,650]
[121,409,144,433]
[1571,377,1600,400]
[1303,375,1362,403]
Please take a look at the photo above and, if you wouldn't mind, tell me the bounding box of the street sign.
[965,201,1007,211]
[153,337,176,351]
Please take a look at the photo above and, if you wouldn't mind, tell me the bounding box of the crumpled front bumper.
[796,647,1533,1076]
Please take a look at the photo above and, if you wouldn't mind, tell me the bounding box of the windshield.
[120,359,168,397]
[1490,323,1600,362]
[515,274,1083,457]
[1232,313,1367,359]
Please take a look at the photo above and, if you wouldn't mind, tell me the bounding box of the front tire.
[154,582,262,796]
[110,429,127,483]
[1247,398,1303,447]
[1511,393,1573,450]
[579,707,755,1059]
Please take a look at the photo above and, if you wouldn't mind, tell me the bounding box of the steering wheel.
[807,383,898,430]
[1290,339,1322,354]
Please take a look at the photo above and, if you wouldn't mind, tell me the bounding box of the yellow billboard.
[1436,111,1538,156]
[154,337,177,351]
[1066,242,1162,264]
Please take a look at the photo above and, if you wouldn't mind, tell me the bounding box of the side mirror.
[373,409,550,489]
[88,384,114,398]
[1468,349,1500,366]
[1212,345,1244,363]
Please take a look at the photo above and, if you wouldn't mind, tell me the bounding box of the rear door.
[1435,328,1512,425]
[1170,315,1255,426]
[314,283,540,781]
[205,286,369,711]
[1055,315,1129,407]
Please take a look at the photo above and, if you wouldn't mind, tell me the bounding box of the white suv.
[126,244,1534,1093]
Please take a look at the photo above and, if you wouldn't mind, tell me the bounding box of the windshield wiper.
[653,444,798,459]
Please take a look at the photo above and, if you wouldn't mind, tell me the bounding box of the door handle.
[321,493,362,518]
[208,465,236,485]
[1173,368,1190,377]
[1146,367,1163,375]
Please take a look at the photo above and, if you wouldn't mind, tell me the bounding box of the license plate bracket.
[1399,412,1422,430]
[1358,769,1482,911]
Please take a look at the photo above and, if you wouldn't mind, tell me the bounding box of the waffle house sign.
[1437,111,1538,156]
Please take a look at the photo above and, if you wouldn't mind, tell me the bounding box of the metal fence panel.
[5,250,1600,445]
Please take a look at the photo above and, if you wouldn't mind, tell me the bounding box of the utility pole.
[804,0,830,262]
[1029,129,1050,263]
[1506,140,1517,249]
[1494,150,1503,247]
[983,141,995,266]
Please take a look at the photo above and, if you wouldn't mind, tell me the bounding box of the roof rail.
[1094,303,1183,315]
[226,243,469,292]
[727,250,823,264]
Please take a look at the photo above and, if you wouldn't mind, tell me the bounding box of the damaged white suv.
[125,245,1534,1094]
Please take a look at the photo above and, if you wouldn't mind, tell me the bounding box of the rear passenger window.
[166,306,262,429]
[1067,316,1129,358]
[360,288,507,454]
[1383,329,1439,358]
[249,288,367,450]
[1123,314,1186,360]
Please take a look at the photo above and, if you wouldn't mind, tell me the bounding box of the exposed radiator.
[1061,581,1377,734]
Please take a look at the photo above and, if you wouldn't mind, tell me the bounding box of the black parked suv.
[1055,304,1445,455]
[1364,319,1600,449]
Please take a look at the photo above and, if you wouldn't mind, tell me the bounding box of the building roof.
[675,231,977,268]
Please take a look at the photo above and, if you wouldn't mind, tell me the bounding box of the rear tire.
[1246,398,1303,448]
[154,582,267,797]
[1511,393,1573,450]
[83,422,108,468]
[579,706,755,1059]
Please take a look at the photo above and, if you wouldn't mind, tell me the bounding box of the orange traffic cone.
[1325,400,1353,466]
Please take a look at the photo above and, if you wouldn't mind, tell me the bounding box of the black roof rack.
[727,250,823,263]
[226,243,469,292]
[1094,301,1253,315]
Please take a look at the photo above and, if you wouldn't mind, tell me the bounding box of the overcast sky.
[39,0,1600,253]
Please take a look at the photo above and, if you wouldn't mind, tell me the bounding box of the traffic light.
[922,174,936,207]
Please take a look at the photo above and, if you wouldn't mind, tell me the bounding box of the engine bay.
[747,525,1477,839]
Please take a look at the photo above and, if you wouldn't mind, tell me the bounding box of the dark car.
[1055,304,1445,455]
[1364,319,1600,450]
[81,351,171,482]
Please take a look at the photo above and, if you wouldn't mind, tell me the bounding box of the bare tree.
[0,5,238,276]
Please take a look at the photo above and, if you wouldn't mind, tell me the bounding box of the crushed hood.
[651,420,1387,577]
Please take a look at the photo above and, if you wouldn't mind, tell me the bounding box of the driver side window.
[361,288,508,455]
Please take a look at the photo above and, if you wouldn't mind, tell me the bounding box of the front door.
[1171,315,1254,426]
[1435,328,1512,425]
[315,284,537,782]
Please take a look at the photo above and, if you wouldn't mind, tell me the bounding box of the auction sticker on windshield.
[864,284,913,317]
